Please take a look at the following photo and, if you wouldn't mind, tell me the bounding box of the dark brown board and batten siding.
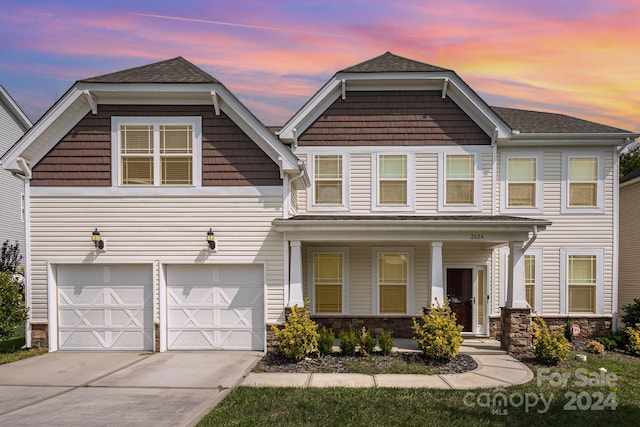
[298,90,490,146]
[31,105,282,186]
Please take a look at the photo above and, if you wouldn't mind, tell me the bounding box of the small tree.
[0,240,23,273]
[620,145,640,178]
[0,271,29,339]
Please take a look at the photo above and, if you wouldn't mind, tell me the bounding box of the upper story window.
[501,153,542,214]
[446,154,474,205]
[569,157,597,207]
[314,154,343,205]
[561,152,604,214]
[113,117,201,187]
[508,158,536,207]
[379,155,407,205]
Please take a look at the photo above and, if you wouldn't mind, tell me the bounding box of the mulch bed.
[254,352,477,375]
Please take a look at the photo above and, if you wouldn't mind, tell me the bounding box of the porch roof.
[273,215,550,243]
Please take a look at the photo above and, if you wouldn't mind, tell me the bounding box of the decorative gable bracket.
[211,91,220,115]
[83,90,97,115]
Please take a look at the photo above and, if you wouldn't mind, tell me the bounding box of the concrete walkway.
[243,339,533,389]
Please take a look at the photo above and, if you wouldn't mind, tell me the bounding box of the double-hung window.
[525,254,537,311]
[376,251,411,314]
[508,158,536,207]
[445,154,475,205]
[561,153,603,213]
[378,155,407,205]
[314,154,343,206]
[313,253,344,314]
[114,117,201,187]
[561,249,603,314]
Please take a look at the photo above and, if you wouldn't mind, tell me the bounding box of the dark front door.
[446,268,473,332]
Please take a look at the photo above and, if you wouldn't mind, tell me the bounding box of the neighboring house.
[2,53,638,354]
[0,86,32,251]
[618,166,640,327]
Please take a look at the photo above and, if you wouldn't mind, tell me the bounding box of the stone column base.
[31,322,49,350]
[500,307,532,357]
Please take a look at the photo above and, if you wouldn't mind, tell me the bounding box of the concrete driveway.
[0,351,262,427]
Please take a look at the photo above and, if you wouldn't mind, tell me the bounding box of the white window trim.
[524,248,543,314]
[438,152,482,212]
[371,153,415,212]
[561,151,605,214]
[111,116,202,188]
[307,153,350,211]
[500,152,543,214]
[371,247,414,315]
[560,248,604,315]
[307,246,349,315]
[20,193,25,223]
[500,247,543,313]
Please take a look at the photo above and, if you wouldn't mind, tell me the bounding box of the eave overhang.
[278,71,512,144]
[2,81,302,176]
[273,215,550,243]
[499,133,639,147]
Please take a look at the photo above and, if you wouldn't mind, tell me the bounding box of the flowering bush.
[626,324,640,357]
[271,299,318,361]
[412,300,463,361]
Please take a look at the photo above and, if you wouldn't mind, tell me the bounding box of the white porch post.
[430,242,444,306]
[506,241,529,308]
[288,240,304,307]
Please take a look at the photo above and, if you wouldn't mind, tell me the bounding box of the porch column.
[430,242,444,306]
[288,240,304,307]
[505,240,528,308]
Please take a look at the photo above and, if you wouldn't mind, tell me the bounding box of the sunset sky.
[1,0,638,132]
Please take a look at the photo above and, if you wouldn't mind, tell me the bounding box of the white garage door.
[167,264,264,350]
[57,264,153,350]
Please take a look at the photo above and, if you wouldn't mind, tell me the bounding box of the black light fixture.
[92,228,104,250]
[206,228,216,250]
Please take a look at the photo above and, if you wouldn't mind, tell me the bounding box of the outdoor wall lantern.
[206,228,216,250]
[92,228,104,250]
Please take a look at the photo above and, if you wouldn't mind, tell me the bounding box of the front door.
[446,268,473,332]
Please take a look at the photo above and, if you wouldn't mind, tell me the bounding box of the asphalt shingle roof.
[340,51,450,73]
[80,57,219,84]
[492,106,629,134]
[621,166,640,184]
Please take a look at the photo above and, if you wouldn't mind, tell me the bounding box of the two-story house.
[3,53,637,354]
[0,86,32,251]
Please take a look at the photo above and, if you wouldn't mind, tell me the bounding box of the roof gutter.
[522,225,538,252]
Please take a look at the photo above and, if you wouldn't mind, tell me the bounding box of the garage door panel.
[167,265,264,351]
[57,264,153,351]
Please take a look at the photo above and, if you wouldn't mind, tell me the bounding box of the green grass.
[197,352,640,427]
[0,350,44,365]
[345,356,435,375]
[0,330,46,365]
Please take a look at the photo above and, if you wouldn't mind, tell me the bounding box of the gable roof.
[340,51,451,73]
[80,57,220,84]
[492,106,629,134]
[0,85,32,132]
[2,58,303,178]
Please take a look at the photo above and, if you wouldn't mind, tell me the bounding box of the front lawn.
[0,330,46,365]
[198,351,640,427]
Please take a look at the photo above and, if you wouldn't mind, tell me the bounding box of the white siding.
[497,149,615,316]
[619,180,640,326]
[350,154,372,213]
[0,100,29,249]
[29,193,285,323]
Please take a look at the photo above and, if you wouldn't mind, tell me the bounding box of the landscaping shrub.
[595,336,617,351]
[317,326,335,355]
[0,271,29,340]
[626,324,640,357]
[531,317,571,365]
[412,300,463,361]
[270,299,318,361]
[377,330,394,355]
[339,328,358,356]
[359,327,376,356]
[622,298,640,328]
[587,340,605,354]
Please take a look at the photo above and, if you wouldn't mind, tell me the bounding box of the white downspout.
[522,225,538,253]
[16,157,32,348]
[612,145,620,330]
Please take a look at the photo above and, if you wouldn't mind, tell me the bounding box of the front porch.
[274,215,551,355]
